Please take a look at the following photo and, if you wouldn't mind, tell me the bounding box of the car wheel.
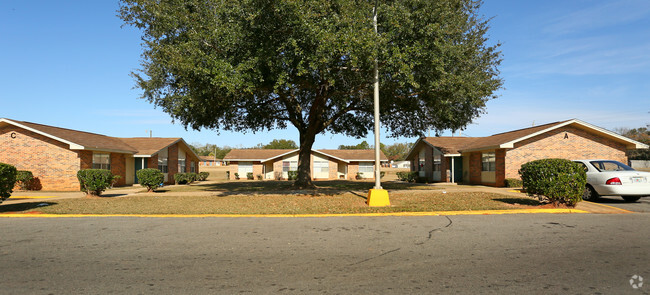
[582,185,599,201]
[622,196,641,202]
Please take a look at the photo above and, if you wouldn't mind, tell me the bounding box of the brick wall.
[0,126,81,191]
[495,149,506,187]
[329,159,339,179]
[505,126,627,179]
[229,162,239,180]
[469,152,481,184]
[348,162,359,180]
[252,163,263,179]
[110,153,127,187]
[273,160,283,180]
[167,143,178,184]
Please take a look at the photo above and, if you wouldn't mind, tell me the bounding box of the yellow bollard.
[366,189,390,207]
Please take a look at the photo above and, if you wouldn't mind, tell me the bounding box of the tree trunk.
[294,128,317,189]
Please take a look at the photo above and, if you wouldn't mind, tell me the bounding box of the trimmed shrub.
[519,159,586,207]
[174,173,191,184]
[0,163,17,203]
[504,178,523,188]
[256,174,262,180]
[234,173,240,180]
[187,172,199,183]
[287,171,298,180]
[246,172,254,180]
[16,170,34,190]
[137,168,164,192]
[396,171,418,182]
[198,172,210,181]
[380,171,386,179]
[77,169,115,196]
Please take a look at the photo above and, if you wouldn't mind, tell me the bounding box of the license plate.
[631,177,646,183]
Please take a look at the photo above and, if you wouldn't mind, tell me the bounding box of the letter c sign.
[10,132,17,139]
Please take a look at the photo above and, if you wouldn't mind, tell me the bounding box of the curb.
[0,208,589,218]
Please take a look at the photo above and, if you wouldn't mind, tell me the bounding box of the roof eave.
[1,118,84,150]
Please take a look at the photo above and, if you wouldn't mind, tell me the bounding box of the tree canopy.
[119,0,503,187]
[264,139,298,149]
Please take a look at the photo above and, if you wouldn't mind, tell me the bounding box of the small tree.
[16,170,34,190]
[137,168,164,192]
[0,163,17,204]
[77,169,116,197]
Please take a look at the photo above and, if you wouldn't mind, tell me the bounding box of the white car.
[573,160,650,202]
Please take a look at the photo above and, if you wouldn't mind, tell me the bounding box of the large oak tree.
[119,0,503,188]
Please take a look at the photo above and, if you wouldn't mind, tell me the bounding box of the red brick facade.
[0,126,82,191]
[409,124,631,187]
[504,126,627,179]
[0,123,199,191]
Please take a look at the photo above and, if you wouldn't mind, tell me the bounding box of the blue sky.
[1,0,648,148]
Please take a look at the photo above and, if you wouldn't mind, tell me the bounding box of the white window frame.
[178,158,186,173]
[158,157,168,173]
[359,162,374,173]
[481,152,496,172]
[92,153,111,170]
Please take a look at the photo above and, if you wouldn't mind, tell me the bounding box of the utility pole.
[367,0,390,207]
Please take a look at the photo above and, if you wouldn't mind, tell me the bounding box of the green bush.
[355,172,363,180]
[187,172,199,183]
[174,173,191,184]
[504,178,523,188]
[519,159,586,207]
[246,172,254,180]
[256,174,262,180]
[0,163,17,203]
[380,171,385,179]
[396,171,418,182]
[235,173,240,180]
[77,169,115,196]
[16,170,34,190]
[198,171,210,181]
[287,171,298,180]
[137,168,164,192]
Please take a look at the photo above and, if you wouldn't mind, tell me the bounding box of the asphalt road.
[590,196,650,212]
[0,214,648,294]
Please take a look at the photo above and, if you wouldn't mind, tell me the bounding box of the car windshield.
[589,160,635,172]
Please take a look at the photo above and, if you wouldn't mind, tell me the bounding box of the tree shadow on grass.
[174,180,435,195]
[493,198,542,206]
[0,202,57,213]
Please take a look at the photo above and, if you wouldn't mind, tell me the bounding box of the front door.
[134,158,146,184]
[453,157,463,183]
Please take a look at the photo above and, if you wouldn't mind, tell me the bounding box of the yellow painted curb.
[0,209,588,218]
[8,196,57,199]
[584,201,634,213]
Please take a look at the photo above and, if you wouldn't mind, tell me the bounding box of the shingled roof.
[408,119,648,158]
[224,149,387,162]
[0,118,199,158]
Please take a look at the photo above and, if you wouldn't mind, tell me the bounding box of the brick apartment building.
[0,118,200,191]
[224,149,388,180]
[406,119,649,187]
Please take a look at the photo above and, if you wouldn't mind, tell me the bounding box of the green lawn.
[1,181,541,215]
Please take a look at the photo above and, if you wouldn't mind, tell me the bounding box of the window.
[433,154,441,172]
[359,162,374,173]
[191,161,196,173]
[178,159,186,173]
[481,152,496,172]
[314,161,329,173]
[238,162,253,175]
[92,153,111,170]
[158,157,168,173]
[282,161,297,172]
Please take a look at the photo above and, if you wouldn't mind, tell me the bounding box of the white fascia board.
[311,150,350,163]
[227,159,266,162]
[260,149,300,163]
[499,119,649,149]
[404,138,428,160]
[1,118,85,150]
[349,159,389,162]
[443,154,461,157]
[83,147,137,154]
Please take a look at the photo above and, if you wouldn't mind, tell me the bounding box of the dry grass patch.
[3,191,541,215]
